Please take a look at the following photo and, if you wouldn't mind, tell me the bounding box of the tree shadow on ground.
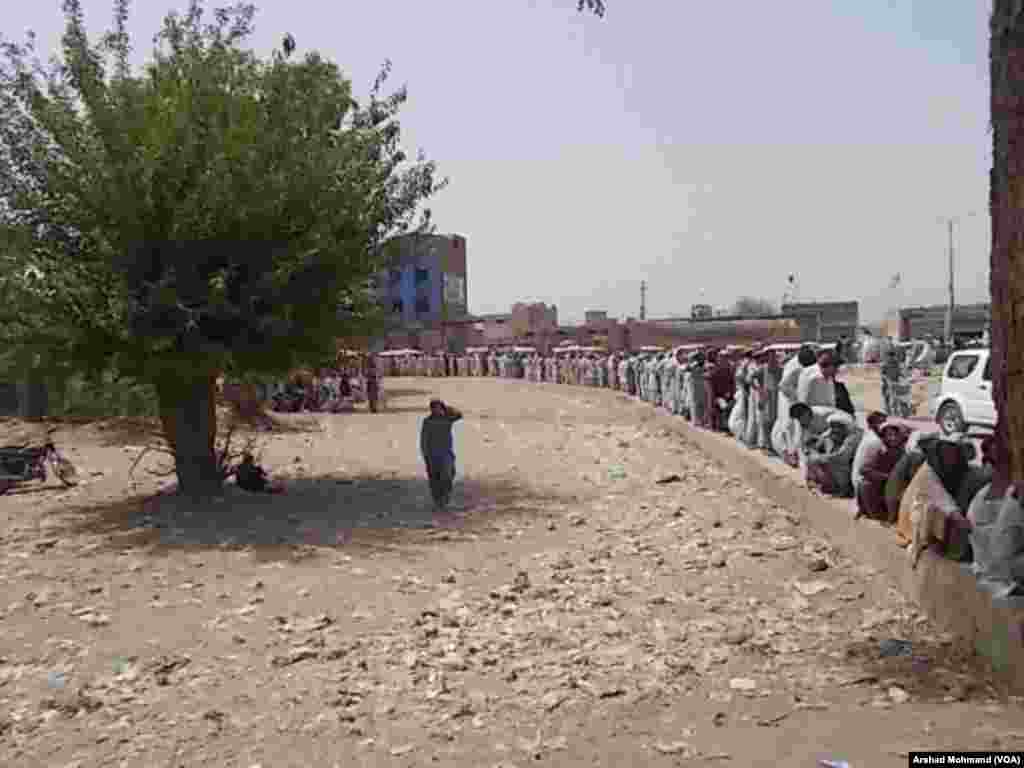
[3,415,168,448]
[374,405,433,415]
[381,387,433,398]
[48,470,570,562]
[87,417,161,447]
[0,418,56,445]
[86,411,324,448]
[0,484,62,498]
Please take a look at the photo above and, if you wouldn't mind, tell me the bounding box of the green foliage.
[54,375,160,419]
[0,0,445,396]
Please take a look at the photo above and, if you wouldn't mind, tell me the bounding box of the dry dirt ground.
[1,377,1022,768]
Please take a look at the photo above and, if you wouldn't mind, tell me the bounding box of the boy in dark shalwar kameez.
[420,400,463,511]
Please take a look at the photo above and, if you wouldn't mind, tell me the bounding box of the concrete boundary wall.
[648,407,1024,692]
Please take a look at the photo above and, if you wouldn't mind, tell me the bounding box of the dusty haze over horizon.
[7,0,992,324]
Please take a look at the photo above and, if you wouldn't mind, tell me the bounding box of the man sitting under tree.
[235,453,284,494]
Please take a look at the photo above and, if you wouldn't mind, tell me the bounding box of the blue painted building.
[376,233,468,327]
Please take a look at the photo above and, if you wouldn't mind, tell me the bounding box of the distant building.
[513,302,559,336]
[477,312,514,344]
[781,301,859,343]
[628,318,801,349]
[897,303,990,342]
[374,233,468,327]
[584,310,608,325]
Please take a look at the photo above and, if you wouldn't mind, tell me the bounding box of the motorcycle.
[0,429,79,495]
[271,389,305,413]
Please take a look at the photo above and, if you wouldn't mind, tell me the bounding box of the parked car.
[931,348,996,435]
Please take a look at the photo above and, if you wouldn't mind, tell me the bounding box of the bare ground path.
[1,378,1022,767]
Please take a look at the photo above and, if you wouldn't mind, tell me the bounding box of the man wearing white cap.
[789,403,839,486]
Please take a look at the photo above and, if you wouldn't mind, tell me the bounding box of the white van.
[931,348,996,435]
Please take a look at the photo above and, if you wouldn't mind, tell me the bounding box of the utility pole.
[939,213,975,346]
[640,280,646,321]
[944,218,955,345]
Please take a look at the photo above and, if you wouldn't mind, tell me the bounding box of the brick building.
[511,302,558,337]
[897,303,989,342]
[780,301,860,343]
[628,318,801,350]
[483,314,514,344]
[374,233,468,327]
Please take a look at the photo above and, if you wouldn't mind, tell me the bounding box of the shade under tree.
[0,0,445,497]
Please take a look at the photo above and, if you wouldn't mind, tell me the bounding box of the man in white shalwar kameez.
[797,349,838,409]
[661,354,675,410]
[649,355,660,402]
[648,355,660,404]
[729,355,750,439]
[743,353,762,447]
[686,351,707,425]
[653,354,667,407]
[618,356,630,394]
[659,354,673,411]
[772,346,817,464]
[673,353,686,415]
[666,350,681,414]
[678,354,692,418]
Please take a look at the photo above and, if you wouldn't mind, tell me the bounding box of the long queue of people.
[381,345,1024,597]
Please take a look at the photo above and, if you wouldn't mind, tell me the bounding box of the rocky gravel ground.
[0,378,1022,767]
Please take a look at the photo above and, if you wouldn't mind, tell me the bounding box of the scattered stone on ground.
[0,377,1020,766]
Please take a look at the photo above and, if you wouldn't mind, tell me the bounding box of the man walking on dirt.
[420,399,463,511]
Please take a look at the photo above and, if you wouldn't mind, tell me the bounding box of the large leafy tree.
[0,0,443,497]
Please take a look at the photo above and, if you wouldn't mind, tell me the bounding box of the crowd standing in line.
[377,344,1024,597]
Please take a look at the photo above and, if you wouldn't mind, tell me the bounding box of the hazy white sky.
[8,0,992,324]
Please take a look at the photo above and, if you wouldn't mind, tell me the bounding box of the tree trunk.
[16,373,48,421]
[156,374,222,499]
[990,4,1024,488]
